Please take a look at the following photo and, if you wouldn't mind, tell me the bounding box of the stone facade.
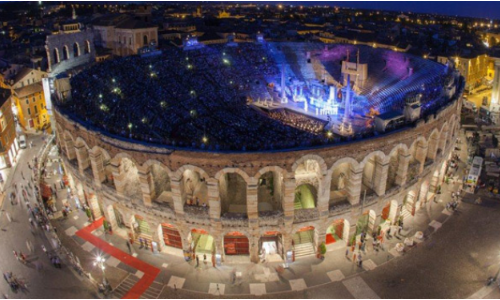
[45,30,96,75]
[54,97,461,263]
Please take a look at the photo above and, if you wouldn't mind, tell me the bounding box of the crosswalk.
[112,275,164,299]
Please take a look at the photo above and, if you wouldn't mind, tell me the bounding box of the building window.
[34,106,38,114]
[26,100,28,105]
[27,108,31,115]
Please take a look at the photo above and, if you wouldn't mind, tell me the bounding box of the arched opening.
[259,231,283,260]
[73,42,80,57]
[133,215,152,247]
[257,171,283,213]
[161,223,182,249]
[53,48,60,64]
[419,180,430,204]
[430,169,441,194]
[361,154,383,197]
[143,35,148,46]
[438,127,448,157]
[63,132,76,161]
[294,184,317,209]
[150,164,172,205]
[294,158,322,210]
[293,226,316,258]
[219,172,247,217]
[181,169,207,206]
[326,219,350,245]
[380,200,398,227]
[63,45,69,60]
[427,130,440,162]
[189,229,214,256]
[409,139,426,179]
[330,162,352,205]
[386,148,404,190]
[118,157,142,200]
[84,40,91,54]
[401,190,417,220]
[113,206,125,227]
[356,210,376,236]
[224,232,249,256]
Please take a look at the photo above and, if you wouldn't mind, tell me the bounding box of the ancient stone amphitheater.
[54,43,464,263]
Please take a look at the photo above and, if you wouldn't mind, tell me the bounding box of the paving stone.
[289,278,307,291]
[167,276,185,289]
[249,283,266,296]
[208,283,225,295]
[327,270,345,282]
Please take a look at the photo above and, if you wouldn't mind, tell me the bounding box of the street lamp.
[94,256,109,288]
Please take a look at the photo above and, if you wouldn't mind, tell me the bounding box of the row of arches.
[56,115,459,221]
[51,41,91,65]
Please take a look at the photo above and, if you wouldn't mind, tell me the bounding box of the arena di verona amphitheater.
[53,42,464,263]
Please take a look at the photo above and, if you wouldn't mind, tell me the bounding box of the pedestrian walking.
[345,248,349,259]
[5,212,11,222]
[203,254,207,265]
[21,171,25,180]
[196,255,199,267]
[139,237,144,249]
[352,252,357,263]
[126,241,131,254]
[26,240,32,254]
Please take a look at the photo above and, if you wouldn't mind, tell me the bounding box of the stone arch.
[73,42,80,57]
[409,136,428,177]
[112,153,142,200]
[356,209,377,235]
[292,154,327,177]
[62,45,69,60]
[216,168,250,216]
[402,189,418,219]
[255,166,286,213]
[360,151,386,197]
[439,122,450,155]
[427,129,440,161]
[178,166,208,206]
[380,199,399,226]
[328,157,359,205]
[63,130,76,160]
[386,144,410,189]
[74,137,90,172]
[326,218,350,244]
[142,160,173,204]
[89,146,114,185]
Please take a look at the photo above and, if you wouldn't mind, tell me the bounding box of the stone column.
[372,161,388,196]
[318,176,330,218]
[395,154,410,186]
[102,201,118,233]
[89,150,106,188]
[110,160,125,196]
[415,144,428,174]
[170,176,184,218]
[65,138,76,161]
[282,175,296,227]
[75,145,90,176]
[427,136,439,161]
[247,178,259,263]
[438,132,448,153]
[207,179,220,221]
[138,169,155,207]
[248,236,260,263]
[346,166,362,205]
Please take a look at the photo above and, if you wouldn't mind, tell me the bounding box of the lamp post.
[94,256,109,288]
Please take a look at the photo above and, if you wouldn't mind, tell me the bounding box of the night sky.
[283,1,500,20]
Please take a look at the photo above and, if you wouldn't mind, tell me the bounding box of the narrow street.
[0,134,95,299]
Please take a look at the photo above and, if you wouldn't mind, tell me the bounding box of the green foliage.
[319,242,327,255]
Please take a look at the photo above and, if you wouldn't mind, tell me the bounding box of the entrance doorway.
[259,231,283,261]
[223,232,249,255]
[190,229,214,255]
[293,226,315,258]
[162,223,182,249]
